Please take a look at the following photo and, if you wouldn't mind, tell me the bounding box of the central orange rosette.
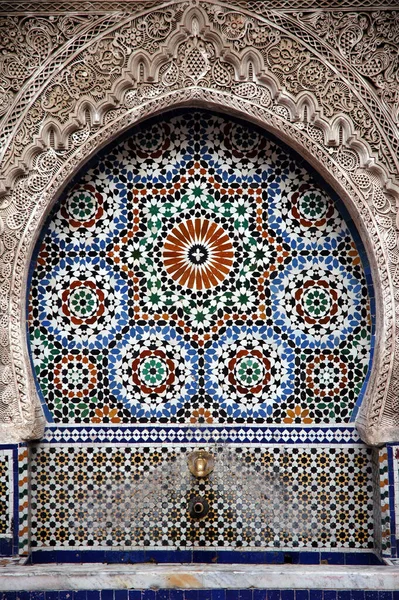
[162,218,234,290]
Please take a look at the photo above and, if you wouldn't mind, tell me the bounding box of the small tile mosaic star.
[30,445,374,550]
[28,111,372,425]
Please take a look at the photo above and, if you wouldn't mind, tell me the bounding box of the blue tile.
[265,553,284,564]
[211,591,225,600]
[365,594,380,600]
[282,553,293,564]
[296,592,308,600]
[238,592,252,600]
[86,593,100,600]
[45,594,59,600]
[30,594,45,600]
[16,594,30,600]
[225,592,239,600]
[145,551,192,564]
[128,594,140,600]
[74,593,87,600]
[350,593,364,600]
[100,592,113,600]
[115,593,127,600]
[105,552,140,564]
[299,552,319,564]
[170,593,184,600]
[321,552,344,565]
[369,554,383,565]
[338,593,351,600]
[198,593,212,600]
[310,592,322,600]
[253,593,266,600]
[59,593,73,600]
[345,553,370,565]
[0,537,13,556]
[30,551,55,564]
[184,592,198,600]
[281,593,294,600]
[218,551,263,564]
[192,551,218,563]
[267,591,280,600]
[378,594,393,600]
[324,593,337,600]
[156,592,169,600]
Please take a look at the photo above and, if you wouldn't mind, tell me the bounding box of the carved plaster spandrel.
[0,5,163,166]
[0,15,102,121]
[294,10,399,127]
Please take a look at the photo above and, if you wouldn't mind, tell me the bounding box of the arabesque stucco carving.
[0,0,398,445]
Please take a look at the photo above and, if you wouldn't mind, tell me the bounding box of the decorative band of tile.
[0,449,13,541]
[40,425,362,445]
[18,447,30,555]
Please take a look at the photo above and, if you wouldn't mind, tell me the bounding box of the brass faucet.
[187,449,215,478]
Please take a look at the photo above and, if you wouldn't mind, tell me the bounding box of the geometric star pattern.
[29,445,374,550]
[28,111,372,424]
[0,452,10,536]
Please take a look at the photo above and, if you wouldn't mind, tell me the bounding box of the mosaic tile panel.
[0,450,12,538]
[393,447,399,548]
[18,447,30,555]
[375,447,391,556]
[40,425,362,445]
[28,111,372,425]
[30,445,374,550]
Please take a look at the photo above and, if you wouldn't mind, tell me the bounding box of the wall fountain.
[0,107,396,592]
[22,109,377,564]
[0,0,398,594]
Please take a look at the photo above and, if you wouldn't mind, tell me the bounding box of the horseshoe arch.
[0,1,398,445]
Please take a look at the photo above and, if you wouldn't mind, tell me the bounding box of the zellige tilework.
[18,447,30,555]
[0,449,12,539]
[30,445,374,550]
[28,111,372,425]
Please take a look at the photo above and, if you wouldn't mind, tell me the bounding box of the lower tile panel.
[30,444,374,551]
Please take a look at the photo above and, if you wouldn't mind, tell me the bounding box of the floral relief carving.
[0,15,94,114]
[0,14,107,130]
[295,11,399,126]
[0,1,398,444]
[0,4,163,166]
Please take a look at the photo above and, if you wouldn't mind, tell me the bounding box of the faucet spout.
[188,449,215,478]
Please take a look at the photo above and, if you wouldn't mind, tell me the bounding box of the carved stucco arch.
[0,1,398,445]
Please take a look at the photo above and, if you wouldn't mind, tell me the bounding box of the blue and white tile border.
[40,426,362,446]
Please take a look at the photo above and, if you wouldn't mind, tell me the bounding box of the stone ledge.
[0,564,398,591]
